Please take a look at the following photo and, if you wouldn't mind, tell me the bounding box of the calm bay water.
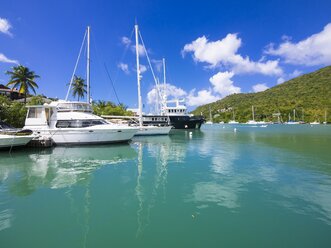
[1,124,331,247]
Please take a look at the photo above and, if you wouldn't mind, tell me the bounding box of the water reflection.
[133,134,188,237]
[0,145,137,194]
[196,125,331,225]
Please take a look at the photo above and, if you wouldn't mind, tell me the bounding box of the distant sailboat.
[285,109,300,124]
[228,109,239,124]
[323,110,327,124]
[246,106,258,125]
[205,106,213,124]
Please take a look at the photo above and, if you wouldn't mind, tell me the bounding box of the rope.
[104,63,121,104]
[65,29,87,101]
[138,31,164,111]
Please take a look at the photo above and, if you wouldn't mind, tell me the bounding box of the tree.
[6,65,40,104]
[71,75,87,101]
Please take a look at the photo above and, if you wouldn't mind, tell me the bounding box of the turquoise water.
[1,124,331,247]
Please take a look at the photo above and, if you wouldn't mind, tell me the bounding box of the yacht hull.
[135,126,172,136]
[169,116,205,129]
[0,134,34,148]
[28,126,138,145]
[140,115,204,129]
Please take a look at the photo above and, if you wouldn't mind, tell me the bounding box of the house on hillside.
[0,84,23,100]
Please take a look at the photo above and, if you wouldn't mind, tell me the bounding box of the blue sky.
[1,0,331,111]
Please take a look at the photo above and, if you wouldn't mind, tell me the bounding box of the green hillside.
[192,66,331,123]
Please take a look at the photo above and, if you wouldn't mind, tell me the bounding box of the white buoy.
[234,128,237,133]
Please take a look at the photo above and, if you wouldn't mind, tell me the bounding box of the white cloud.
[186,89,220,106]
[131,44,145,56]
[121,36,145,56]
[147,83,187,104]
[121,36,131,46]
[146,71,241,107]
[182,34,241,67]
[277,77,285,85]
[182,34,282,76]
[266,23,331,66]
[0,53,18,64]
[252,83,269,92]
[0,18,12,36]
[117,63,129,74]
[209,71,241,97]
[139,64,147,74]
[289,69,302,78]
[151,59,163,72]
[146,83,219,107]
[277,70,302,85]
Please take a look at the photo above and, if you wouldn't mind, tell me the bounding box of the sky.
[1,0,331,112]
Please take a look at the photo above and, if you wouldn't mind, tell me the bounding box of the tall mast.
[252,106,255,121]
[293,109,296,121]
[162,58,167,114]
[135,24,143,127]
[86,26,91,103]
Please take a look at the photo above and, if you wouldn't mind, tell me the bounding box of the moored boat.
[132,24,172,136]
[24,101,138,145]
[0,120,34,149]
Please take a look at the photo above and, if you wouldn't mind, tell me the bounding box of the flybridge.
[50,101,93,113]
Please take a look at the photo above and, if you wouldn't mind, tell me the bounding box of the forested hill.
[192,66,331,123]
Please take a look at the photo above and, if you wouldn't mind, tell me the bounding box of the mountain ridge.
[191,66,331,123]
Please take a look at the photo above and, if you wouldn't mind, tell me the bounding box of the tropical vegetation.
[6,65,40,104]
[192,66,331,123]
[92,100,133,116]
[70,75,87,101]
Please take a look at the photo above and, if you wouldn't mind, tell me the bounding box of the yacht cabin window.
[56,119,108,128]
[27,108,43,118]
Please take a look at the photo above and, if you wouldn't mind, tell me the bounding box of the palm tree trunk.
[24,92,27,104]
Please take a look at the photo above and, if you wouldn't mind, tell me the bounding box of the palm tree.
[6,65,40,104]
[71,75,87,101]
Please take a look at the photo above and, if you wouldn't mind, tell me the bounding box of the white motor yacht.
[24,101,138,145]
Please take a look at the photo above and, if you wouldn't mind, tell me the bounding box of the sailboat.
[24,26,138,145]
[246,106,258,124]
[323,110,327,124]
[142,58,205,129]
[133,24,172,136]
[228,109,239,124]
[204,106,213,124]
[285,109,300,124]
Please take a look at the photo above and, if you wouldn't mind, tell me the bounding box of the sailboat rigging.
[24,26,139,145]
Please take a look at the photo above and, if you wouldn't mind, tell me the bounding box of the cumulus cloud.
[0,53,18,64]
[182,34,241,67]
[117,63,129,74]
[266,23,331,66]
[139,64,147,74]
[121,36,145,56]
[121,36,131,46]
[131,44,145,56]
[151,59,163,72]
[186,89,220,106]
[209,71,241,97]
[277,77,285,85]
[182,34,282,76]
[289,69,302,78]
[0,18,12,36]
[147,83,186,104]
[252,83,269,92]
[277,70,302,85]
